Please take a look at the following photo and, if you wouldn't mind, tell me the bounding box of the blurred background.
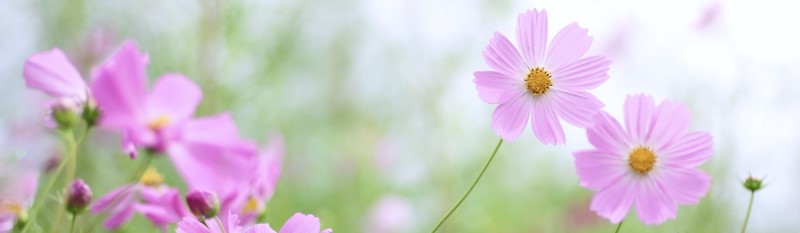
[2,0,800,232]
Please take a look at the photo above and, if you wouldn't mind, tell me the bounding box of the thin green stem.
[215,217,227,233]
[50,127,92,233]
[69,215,77,233]
[614,220,624,233]
[430,138,503,233]
[22,129,75,233]
[741,191,755,233]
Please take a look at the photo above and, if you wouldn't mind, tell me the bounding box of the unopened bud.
[81,99,100,127]
[52,99,80,129]
[186,190,219,219]
[743,176,764,192]
[65,179,93,215]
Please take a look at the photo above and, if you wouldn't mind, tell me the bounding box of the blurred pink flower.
[573,94,713,225]
[177,212,273,233]
[222,133,284,225]
[177,212,331,233]
[90,168,190,230]
[23,48,89,103]
[474,9,611,144]
[0,160,40,232]
[91,41,257,195]
[365,196,413,233]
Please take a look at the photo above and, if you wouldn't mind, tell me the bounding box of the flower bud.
[65,179,93,215]
[52,99,80,129]
[186,190,220,219]
[743,176,764,192]
[12,210,28,231]
[81,99,100,127]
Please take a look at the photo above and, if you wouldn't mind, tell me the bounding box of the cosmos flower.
[474,9,611,144]
[0,160,39,232]
[573,94,713,224]
[177,212,332,233]
[90,167,190,230]
[221,133,284,225]
[90,40,257,193]
[23,48,89,103]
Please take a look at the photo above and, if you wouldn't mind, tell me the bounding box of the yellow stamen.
[525,67,553,95]
[628,147,657,174]
[148,115,172,131]
[0,201,23,215]
[140,167,164,187]
[242,196,260,214]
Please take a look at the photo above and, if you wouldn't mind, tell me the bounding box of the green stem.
[614,220,624,233]
[215,217,227,233]
[430,138,503,233]
[22,129,76,233]
[741,191,755,233]
[50,127,92,233]
[69,214,77,233]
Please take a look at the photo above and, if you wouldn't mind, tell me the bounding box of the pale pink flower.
[0,160,39,232]
[23,48,89,103]
[90,41,257,194]
[90,168,190,230]
[221,134,284,225]
[474,9,611,144]
[365,196,413,233]
[573,94,713,224]
[177,212,273,233]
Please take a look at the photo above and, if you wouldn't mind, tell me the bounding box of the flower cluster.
[16,40,330,232]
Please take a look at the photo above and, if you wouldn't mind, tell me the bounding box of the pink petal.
[280,213,322,233]
[659,132,713,168]
[549,90,604,128]
[179,113,253,148]
[647,101,691,151]
[146,74,202,124]
[473,71,525,104]
[589,175,635,224]
[633,177,677,225]
[545,23,592,71]
[252,133,284,201]
[103,195,137,229]
[623,94,655,144]
[490,92,532,141]
[244,224,277,233]
[167,143,253,199]
[573,150,627,191]
[23,48,87,100]
[515,9,547,66]
[91,41,149,130]
[653,167,711,205]
[482,32,528,77]
[551,55,611,91]
[587,112,631,157]
[90,185,136,213]
[177,217,212,233]
[530,96,565,145]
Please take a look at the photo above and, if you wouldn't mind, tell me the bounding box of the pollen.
[148,115,172,131]
[242,196,260,214]
[628,147,657,174]
[140,167,164,187]
[525,67,553,95]
[0,201,23,215]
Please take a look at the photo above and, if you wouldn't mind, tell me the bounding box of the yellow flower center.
[242,196,260,214]
[0,201,23,215]
[525,67,553,95]
[628,147,657,174]
[140,167,164,187]
[148,115,172,131]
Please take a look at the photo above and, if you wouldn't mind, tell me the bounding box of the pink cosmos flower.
[90,168,190,230]
[91,41,256,194]
[0,160,39,232]
[474,9,611,144]
[573,94,713,224]
[24,48,89,103]
[222,133,284,224]
[177,212,332,233]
